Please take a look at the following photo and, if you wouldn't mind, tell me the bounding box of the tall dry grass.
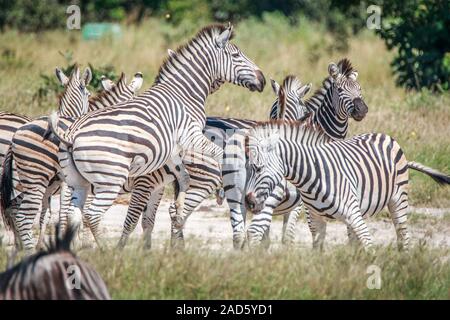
[0,14,448,206]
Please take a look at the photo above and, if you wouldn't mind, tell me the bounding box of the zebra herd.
[0,23,448,254]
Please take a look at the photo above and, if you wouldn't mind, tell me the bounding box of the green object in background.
[82,23,122,40]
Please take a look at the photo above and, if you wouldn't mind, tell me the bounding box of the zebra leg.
[346,225,360,247]
[388,191,410,251]
[307,212,327,250]
[58,182,71,234]
[15,187,47,252]
[282,205,302,245]
[83,187,121,249]
[36,196,51,250]
[343,210,374,250]
[165,160,190,228]
[141,188,165,249]
[81,194,95,248]
[36,180,61,250]
[247,209,273,248]
[117,176,164,248]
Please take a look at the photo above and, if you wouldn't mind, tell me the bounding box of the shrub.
[378,0,450,92]
[35,50,118,102]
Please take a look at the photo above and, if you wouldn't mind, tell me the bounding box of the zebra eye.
[231,52,240,58]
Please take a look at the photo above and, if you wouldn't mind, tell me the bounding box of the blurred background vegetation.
[0,0,448,206]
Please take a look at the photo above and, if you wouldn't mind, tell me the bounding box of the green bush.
[5,0,66,32]
[378,0,450,92]
[35,50,118,102]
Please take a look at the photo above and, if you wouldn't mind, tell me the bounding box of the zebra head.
[244,128,284,213]
[329,59,368,122]
[213,23,266,92]
[55,66,92,118]
[270,75,312,120]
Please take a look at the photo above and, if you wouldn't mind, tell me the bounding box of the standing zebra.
[244,121,450,250]
[222,59,368,248]
[0,68,144,251]
[116,75,309,249]
[50,24,265,247]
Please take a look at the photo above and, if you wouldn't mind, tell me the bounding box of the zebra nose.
[245,192,257,210]
[255,70,266,92]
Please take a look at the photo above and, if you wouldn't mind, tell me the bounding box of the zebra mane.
[249,119,326,144]
[154,24,234,85]
[337,58,355,77]
[89,72,127,105]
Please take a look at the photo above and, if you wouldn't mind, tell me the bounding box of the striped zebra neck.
[150,28,229,125]
[88,73,133,111]
[305,77,348,141]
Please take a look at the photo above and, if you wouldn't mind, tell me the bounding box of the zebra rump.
[0,225,111,300]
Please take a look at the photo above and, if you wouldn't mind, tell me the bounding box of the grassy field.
[1,242,448,299]
[0,14,449,210]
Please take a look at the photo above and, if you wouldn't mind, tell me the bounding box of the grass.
[0,13,449,208]
[1,243,448,299]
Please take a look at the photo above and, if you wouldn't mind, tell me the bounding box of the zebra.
[115,75,307,249]
[222,59,368,248]
[0,68,144,251]
[243,120,450,250]
[0,224,110,300]
[49,24,265,247]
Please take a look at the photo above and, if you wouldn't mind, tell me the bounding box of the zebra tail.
[408,161,450,185]
[49,112,73,147]
[0,147,15,230]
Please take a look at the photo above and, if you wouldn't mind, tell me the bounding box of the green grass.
[2,244,447,299]
[0,14,449,206]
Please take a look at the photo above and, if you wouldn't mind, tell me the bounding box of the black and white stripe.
[50,24,265,248]
[244,121,450,250]
[0,69,143,251]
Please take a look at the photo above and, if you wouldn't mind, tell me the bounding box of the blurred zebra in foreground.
[244,121,450,250]
[0,225,110,300]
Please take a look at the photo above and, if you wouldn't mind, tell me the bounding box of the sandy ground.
[1,197,449,250]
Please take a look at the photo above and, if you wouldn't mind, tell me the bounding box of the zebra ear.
[328,63,340,79]
[167,49,176,58]
[297,83,312,98]
[82,67,93,86]
[271,79,280,96]
[349,71,358,81]
[216,23,233,48]
[101,75,115,91]
[129,72,143,92]
[55,67,69,86]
